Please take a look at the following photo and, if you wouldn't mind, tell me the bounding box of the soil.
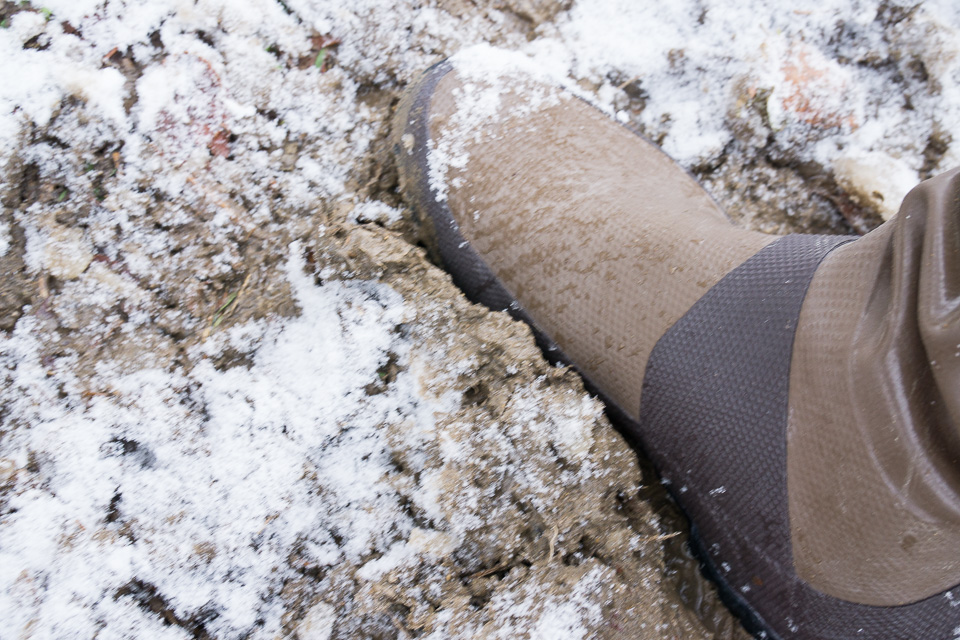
[2,1,956,638]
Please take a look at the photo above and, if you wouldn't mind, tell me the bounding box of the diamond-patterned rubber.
[637,233,960,639]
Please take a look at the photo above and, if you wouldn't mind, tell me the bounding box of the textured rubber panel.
[637,234,960,639]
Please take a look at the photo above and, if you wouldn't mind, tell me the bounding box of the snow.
[348,200,404,226]
[427,0,960,224]
[529,567,606,640]
[539,0,960,178]
[426,45,586,203]
[3,0,960,637]
[0,220,9,257]
[1,248,420,637]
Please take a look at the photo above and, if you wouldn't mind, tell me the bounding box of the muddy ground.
[2,1,956,638]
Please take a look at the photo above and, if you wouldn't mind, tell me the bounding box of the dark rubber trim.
[395,61,583,371]
[637,234,960,639]
[397,61,517,314]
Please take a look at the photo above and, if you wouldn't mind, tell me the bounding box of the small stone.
[281,141,300,171]
[408,527,456,557]
[833,151,916,221]
[0,458,17,487]
[43,225,93,280]
[296,602,336,640]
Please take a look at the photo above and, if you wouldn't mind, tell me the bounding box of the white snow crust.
[3,0,960,637]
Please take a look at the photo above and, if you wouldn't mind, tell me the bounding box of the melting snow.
[3,0,960,637]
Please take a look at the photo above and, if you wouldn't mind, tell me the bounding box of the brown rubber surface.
[422,68,772,420]
[788,167,960,605]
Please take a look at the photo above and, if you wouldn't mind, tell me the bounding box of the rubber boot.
[392,47,960,639]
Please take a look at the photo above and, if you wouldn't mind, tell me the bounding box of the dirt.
[2,1,951,638]
[298,220,750,640]
[0,73,747,640]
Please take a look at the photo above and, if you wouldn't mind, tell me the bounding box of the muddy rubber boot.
[392,47,960,639]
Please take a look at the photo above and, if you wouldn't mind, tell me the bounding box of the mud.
[2,1,954,639]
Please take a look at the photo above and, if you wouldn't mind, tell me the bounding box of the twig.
[465,562,513,580]
[638,531,682,542]
[547,524,559,561]
[202,273,252,338]
[617,74,641,90]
